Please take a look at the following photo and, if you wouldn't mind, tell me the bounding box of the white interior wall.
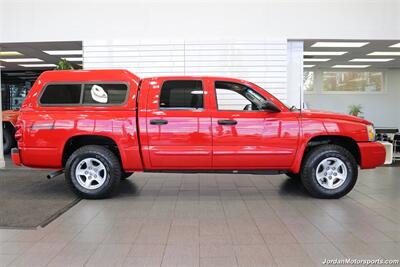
[304,69,400,128]
[84,40,289,102]
[286,41,304,109]
[1,0,399,42]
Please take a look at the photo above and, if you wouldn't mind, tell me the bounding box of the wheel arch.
[62,135,123,168]
[292,135,361,174]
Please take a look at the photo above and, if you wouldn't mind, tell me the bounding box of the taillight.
[15,120,23,141]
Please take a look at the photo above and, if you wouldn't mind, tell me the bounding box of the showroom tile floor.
[1,166,400,266]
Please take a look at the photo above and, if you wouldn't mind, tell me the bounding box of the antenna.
[299,84,303,114]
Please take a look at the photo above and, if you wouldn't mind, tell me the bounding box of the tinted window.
[160,80,203,109]
[83,83,128,104]
[40,84,82,104]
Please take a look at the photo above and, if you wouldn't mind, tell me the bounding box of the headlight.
[366,124,375,141]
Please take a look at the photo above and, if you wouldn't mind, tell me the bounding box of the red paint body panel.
[13,70,385,173]
[358,142,386,169]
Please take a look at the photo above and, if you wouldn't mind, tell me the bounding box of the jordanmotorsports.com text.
[323,258,399,265]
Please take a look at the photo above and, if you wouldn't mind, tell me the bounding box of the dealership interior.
[1,38,400,266]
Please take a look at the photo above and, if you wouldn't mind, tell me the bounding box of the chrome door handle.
[218,119,237,125]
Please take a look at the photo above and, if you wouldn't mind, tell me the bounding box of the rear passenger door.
[145,78,212,169]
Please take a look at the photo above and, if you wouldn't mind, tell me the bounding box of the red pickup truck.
[11,70,385,199]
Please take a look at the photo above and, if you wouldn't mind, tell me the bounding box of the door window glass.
[215,81,266,111]
[159,80,203,109]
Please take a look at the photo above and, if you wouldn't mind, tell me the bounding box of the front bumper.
[358,141,386,169]
[11,148,21,166]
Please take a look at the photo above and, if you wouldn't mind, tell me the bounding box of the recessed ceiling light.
[0,58,43,63]
[62,57,83,62]
[389,43,400,48]
[5,72,37,76]
[0,51,23,56]
[368,52,400,56]
[19,77,38,80]
[43,50,83,55]
[304,65,315,68]
[312,42,369,48]
[303,58,330,62]
[19,64,56,68]
[332,65,370,68]
[350,58,394,62]
[304,51,347,56]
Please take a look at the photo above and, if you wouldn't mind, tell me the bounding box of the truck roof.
[37,69,141,84]
[37,70,248,85]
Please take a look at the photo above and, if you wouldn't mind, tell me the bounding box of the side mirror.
[261,101,281,112]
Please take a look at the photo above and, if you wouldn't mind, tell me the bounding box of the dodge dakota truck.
[11,70,385,199]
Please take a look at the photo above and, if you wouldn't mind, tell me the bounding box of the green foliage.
[54,59,74,70]
[349,104,363,117]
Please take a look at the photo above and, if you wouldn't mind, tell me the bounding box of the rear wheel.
[301,144,358,199]
[3,124,15,154]
[65,145,121,199]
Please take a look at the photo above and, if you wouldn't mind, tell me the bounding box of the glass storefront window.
[303,71,314,92]
[1,82,31,110]
[322,71,383,92]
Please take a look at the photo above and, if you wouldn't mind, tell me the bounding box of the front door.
[146,78,212,169]
[210,80,299,169]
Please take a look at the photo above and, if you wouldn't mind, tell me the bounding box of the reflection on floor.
[0,165,400,266]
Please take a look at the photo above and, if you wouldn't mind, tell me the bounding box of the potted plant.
[349,104,363,117]
[54,58,74,70]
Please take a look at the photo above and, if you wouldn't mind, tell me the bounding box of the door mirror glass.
[261,101,281,112]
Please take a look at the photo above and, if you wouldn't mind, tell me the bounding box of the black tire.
[3,124,15,154]
[65,145,121,199]
[286,172,300,180]
[301,144,358,199]
[121,172,133,180]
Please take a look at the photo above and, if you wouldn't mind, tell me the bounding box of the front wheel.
[65,145,121,199]
[301,144,358,199]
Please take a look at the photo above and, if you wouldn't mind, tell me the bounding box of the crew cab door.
[144,78,212,169]
[210,80,299,169]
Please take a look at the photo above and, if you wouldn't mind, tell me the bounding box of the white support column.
[286,41,304,109]
[0,70,5,169]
